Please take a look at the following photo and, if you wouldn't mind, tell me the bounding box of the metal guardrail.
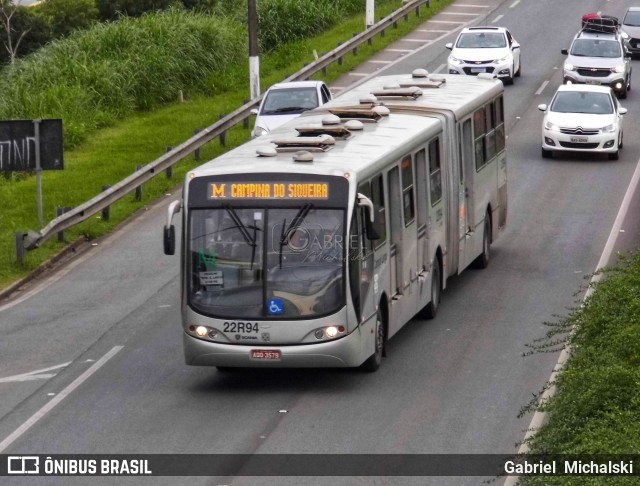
[20,0,430,254]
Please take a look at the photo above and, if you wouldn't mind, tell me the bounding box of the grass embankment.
[518,251,640,485]
[0,0,455,290]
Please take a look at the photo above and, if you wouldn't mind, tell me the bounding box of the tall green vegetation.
[39,0,99,38]
[0,8,245,147]
[0,0,394,148]
[519,252,640,485]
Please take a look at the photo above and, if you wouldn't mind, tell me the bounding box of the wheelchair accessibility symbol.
[268,298,284,315]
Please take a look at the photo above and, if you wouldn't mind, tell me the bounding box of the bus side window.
[495,95,505,153]
[414,148,428,229]
[400,155,415,226]
[485,102,496,162]
[474,108,486,170]
[371,174,387,246]
[429,139,442,205]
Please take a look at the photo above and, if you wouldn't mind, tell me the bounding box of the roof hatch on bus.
[272,134,336,152]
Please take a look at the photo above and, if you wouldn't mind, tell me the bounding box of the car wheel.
[618,131,624,149]
[515,59,521,77]
[541,147,553,158]
[609,150,619,161]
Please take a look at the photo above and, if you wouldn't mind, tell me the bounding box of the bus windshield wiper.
[278,203,312,267]
[224,205,259,269]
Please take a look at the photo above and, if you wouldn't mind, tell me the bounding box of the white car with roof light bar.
[251,80,332,138]
[538,84,626,160]
[561,19,632,98]
[445,26,521,84]
[622,7,640,58]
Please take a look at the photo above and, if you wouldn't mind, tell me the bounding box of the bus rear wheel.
[361,308,385,372]
[419,257,441,319]
[472,214,491,269]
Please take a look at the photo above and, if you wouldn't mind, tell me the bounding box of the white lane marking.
[0,346,123,453]
[492,14,504,23]
[535,80,549,96]
[439,12,478,16]
[433,64,447,73]
[427,20,467,24]
[402,39,432,43]
[510,0,520,7]
[505,158,640,485]
[348,72,370,77]
[368,60,393,64]
[0,362,72,383]
[387,48,413,53]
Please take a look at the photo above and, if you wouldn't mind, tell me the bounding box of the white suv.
[561,26,632,98]
[445,26,521,84]
[251,80,332,138]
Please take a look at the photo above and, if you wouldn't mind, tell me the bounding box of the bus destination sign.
[208,182,329,200]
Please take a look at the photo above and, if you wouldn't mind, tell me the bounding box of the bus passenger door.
[355,183,376,324]
[427,138,446,283]
[387,166,403,301]
[460,118,475,268]
[414,148,430,311]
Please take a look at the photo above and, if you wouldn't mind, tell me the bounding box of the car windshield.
[570,39,621,58]
[623,11,640,27]
[550,91,614,114]
[260,87,319,115]
[456,32,506,48]
[188,206,345,319]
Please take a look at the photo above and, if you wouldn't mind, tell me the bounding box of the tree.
[0,0,30,64]
[95,0,177,21]
[39,0,99,38]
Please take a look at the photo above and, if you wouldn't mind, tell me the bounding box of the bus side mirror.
[357,193,380,241]
[163,200,181,255]
[164,225,176,255]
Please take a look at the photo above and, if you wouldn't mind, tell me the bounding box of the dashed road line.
[0,346,123,453]
[0,362,72,384]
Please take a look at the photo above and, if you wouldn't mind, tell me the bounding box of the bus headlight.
[189,325,220,341]
[313,325,346,341]
[195,326,208,337]
[325,326,339,338]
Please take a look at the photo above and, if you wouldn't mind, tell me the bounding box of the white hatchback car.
[251,80,332,138]
[538,84,627,160]
[445,26,521,84]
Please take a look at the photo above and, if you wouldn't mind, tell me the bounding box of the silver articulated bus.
[163,70,507,372]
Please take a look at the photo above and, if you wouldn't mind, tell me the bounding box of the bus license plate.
[570,136,588,143]
[251,349,281,360]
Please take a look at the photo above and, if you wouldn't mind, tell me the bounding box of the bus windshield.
[189,206,345,319]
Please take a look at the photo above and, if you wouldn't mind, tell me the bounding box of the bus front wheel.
[361,308,385,372]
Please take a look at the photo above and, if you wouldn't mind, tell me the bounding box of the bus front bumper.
[183,324,372,368]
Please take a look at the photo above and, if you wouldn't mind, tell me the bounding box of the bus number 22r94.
[223,321,259,333]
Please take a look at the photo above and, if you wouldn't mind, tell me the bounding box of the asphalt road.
[1,0,640,484]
